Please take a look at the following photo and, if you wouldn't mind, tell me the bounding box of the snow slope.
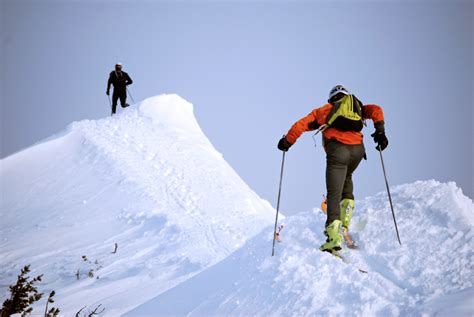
[0,94,275,316]
[126,180,474,316]
[1,94,473,316]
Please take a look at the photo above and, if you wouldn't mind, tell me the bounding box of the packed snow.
[126,180,473,316]
[1,95,473,316]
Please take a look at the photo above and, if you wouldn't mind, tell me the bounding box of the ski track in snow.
[1,94,473,316]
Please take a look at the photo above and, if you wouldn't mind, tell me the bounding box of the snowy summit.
[1,94,473,316]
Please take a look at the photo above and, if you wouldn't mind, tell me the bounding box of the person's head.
[115,63,122,72]
[328,85,350,103]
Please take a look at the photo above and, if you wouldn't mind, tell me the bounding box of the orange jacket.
[286,103,384,145]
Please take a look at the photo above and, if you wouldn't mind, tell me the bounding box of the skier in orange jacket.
[278,85,388,252]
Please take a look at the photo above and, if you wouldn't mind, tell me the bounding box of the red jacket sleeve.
[286,104,332,144]
[363,104,385,132]
[363,104,384,123]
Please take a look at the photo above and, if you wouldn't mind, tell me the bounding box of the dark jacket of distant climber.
[106,63,133,114]
[107,70,133,93]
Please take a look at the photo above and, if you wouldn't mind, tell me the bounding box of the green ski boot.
[320,220,343,252]
[340,199,357,248]
[340,198,354,228]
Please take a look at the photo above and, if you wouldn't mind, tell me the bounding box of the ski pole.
[377,146,402,245]
[107,95,113,116]
[272,150,286,256]
[126,87,135,104]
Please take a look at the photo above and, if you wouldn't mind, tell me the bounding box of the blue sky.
[1,0,472,214]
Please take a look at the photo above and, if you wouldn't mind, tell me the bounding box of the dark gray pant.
[325,140,365,226]
[112,90,127,114]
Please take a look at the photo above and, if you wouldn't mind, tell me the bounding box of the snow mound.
[0,94,275,316]
[126,180,474,316]
[139,94,202,134]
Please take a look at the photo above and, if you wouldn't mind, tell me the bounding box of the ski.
[322,250,368,274]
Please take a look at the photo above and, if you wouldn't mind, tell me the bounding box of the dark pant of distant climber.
[277,84,389,253]
[112,89,127,114]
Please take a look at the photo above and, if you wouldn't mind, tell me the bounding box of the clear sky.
[1,0,472,215]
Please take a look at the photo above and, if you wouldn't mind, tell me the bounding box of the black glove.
[106,90,110,96]
[277,137,293,152]
[371,131,388,151]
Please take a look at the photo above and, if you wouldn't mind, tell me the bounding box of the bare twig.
[112,243,118,254]
[75,304,105,316]
[88,304,105,316]
[75,306,86,317]
[44,290,60,317]
[44,291,52,316]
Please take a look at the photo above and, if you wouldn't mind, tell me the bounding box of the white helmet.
[328,85,350,101]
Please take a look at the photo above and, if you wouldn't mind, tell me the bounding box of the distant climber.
[106,63,133,115]
[277,85,389,253]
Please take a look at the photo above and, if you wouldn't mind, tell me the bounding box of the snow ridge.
[0,94,274,316]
